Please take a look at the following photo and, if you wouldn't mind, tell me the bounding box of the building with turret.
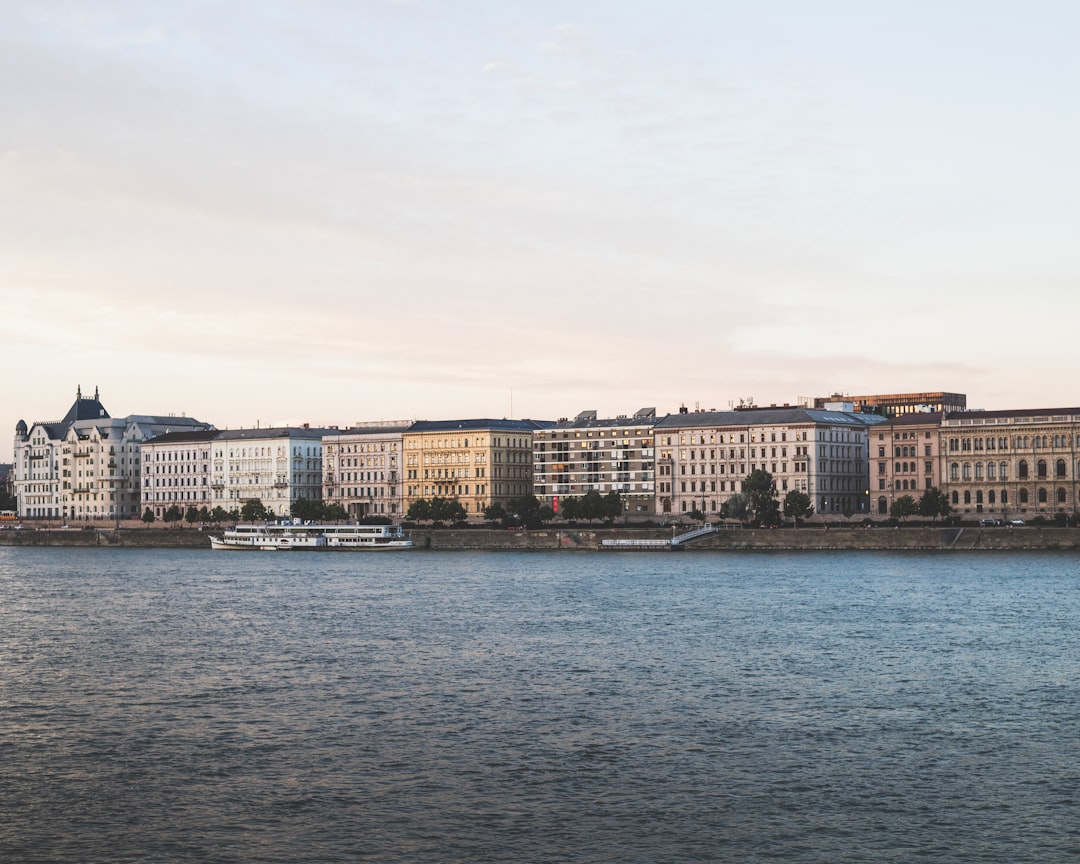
[13,387,212,520]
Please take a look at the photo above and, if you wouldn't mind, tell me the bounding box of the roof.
[407,418,552,433]
[878,412,944,426]
[543,413,660,432]
[143,430,222,446]
[214,426,331,441]
[654,406,887,430]
[944,407,1080,422]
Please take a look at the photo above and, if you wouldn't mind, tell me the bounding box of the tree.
[918,486,952,522]
[689,507,706,523]
[507,494,544,528]
[141,507,156,524]
[483,503,507,525]
[407,499,431,522]
[743,470,781,526]
[890,495,919,521]
[184,506,200,525]
[241,498,268,521]
[783,490,814,529]
[601,491,623,524]
[163,504,184,524]
[722,493,750,522]
[559,496,581,521]
[210,506,230,523]
[291,497,322,522]
[429,497,466,524]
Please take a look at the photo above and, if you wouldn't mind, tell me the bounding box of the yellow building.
[403,419,549,519]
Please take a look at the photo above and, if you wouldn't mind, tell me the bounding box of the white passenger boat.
[209,523,414,551]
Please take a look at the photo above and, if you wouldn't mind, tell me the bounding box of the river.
[1,548,1078,862]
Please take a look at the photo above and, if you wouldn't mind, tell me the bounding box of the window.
[1057,487,1067,503]
[1037,460,1048,479]
[1019,460,1029,479]
[1056,459,1066,478]
[1038,488,1048,504]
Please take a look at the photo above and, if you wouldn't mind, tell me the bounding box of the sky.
[3,0,1080,461]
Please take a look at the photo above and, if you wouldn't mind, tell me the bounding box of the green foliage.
[722,493,750,522]
[210,506,230,523]
[185,506,200,524]
[782,490,814,527]
[163,504,184,523]
[689,508,706,523]
[483,503,507,524]
[141,507,156,524]
[918,486,951,521]
[408,497,467,524]
[557,490,623,524]
[890,495,919,521]
[743,470,780,525]
[240,498,268,521]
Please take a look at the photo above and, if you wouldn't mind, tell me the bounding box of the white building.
[322,422,410,519]
[652,405,885,520]
[13,387,212,521]
[140,430,221,519]
[210,427,328,517]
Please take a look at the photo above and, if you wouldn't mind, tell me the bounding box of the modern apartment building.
[532,408,657,518]
[403,419,549,518]
[652,405,884,519]
[870,412,944,515]
[814,391,966,416]
[322,422,410,519]
[939,407,1080,519]
[210,427,328,517]
[13,387,212,520]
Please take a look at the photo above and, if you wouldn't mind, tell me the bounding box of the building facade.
[814,391,967,416]
[403,419,547,518]
[140,430,221,519]
[13,387,212,520]
[532,409,657,518]
[939,408,1080,520]
[322,423,410,519]
[210,427,328,517]
[652,406,883,520]
[870,412,944,515]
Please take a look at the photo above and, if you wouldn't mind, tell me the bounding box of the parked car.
[1009,518,1026,526]
[979,518,1002,527]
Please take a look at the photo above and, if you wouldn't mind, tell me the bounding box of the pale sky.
[4,1,1079,462]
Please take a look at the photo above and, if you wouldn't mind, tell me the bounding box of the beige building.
[870,412,943,516]
[322,423,410,519]
[403,419,548,519]
[653,405,884,520]
[532,408,657,518]
[940,408,1080,520]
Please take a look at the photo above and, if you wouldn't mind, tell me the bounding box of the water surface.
[1,549,1078,862]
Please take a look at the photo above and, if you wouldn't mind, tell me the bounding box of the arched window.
[1000,462,1008,481]
[988,462,996,480]
[1002,489,1008,504]
[878,496,888,514]
[1020,488,1029,503]
[895,462,901,474]
[1038,488,1048,504]
[1057,487,1067,503]
[976,490,983,504]
[1056,459,1066,478]
[988,490,996,504]
[952,491,959,505]
[963,463,972,481]
[964,491,971,504]
[1037,460,1048,479]
[975,462,984,480]
[1019,460,1029,479]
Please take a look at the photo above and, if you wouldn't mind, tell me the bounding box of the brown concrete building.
[815,391,966,416]
[869,412,943,516]
[939,408,1080,520]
